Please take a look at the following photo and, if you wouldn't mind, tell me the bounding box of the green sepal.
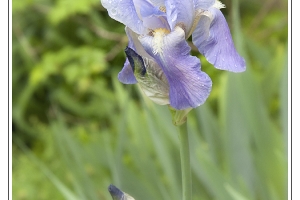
[169,106,192,126]
[125,47,170,105]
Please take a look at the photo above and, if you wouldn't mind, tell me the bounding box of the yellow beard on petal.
[152,28,170,55]
[159,6,166,13]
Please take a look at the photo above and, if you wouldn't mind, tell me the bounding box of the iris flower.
[101,0,245,110]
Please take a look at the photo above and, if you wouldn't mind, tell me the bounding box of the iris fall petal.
[192,7,246,72]
[139,26,212,110]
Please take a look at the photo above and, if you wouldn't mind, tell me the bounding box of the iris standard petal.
[194,0,215,10]
[101,0,144,34]
[139,27,212,110]
[133,0,164,17]
[192,7,246,72]
[132,0,169,30]
[148,0,165,7]
[165,0,195,34]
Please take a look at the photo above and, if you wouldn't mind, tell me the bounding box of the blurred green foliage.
[12,0,288,199]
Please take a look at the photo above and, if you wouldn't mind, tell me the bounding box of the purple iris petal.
[192,7,246,72]
[134,0,165,17]
[142,12,169,31]
[100,0,144,34]
[139,27,212,110]
[143,16,170,31]
[194,0,215,10]
[148,0,165,7]
[117,27,140,84]
[118,59,137,84]
[165,0,195,33]
[133,0,169,30]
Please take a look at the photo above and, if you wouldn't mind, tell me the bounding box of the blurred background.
[12,0,288,199]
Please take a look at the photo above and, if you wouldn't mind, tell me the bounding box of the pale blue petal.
[133,0,169,30]
[133,0,164,17]
[192,8,246,72]
[118,27,140,84]
[143,16,170,30]
[118,59,137,84]
[101,0,144,34]
[139,27,212,110]
[194,0,215,10]
[148,0,165,7]
[165,0,195,33]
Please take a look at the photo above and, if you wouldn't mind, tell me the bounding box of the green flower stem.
[178,122,192,200]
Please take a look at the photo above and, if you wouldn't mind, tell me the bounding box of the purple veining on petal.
[102,0,245,109]
[139,27,212,110]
